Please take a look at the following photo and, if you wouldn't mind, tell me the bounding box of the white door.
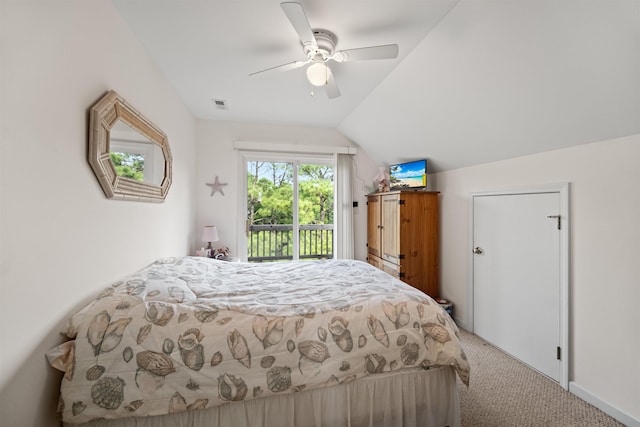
[473,191,563,382]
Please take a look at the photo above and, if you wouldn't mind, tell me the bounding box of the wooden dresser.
[366,190,439,297]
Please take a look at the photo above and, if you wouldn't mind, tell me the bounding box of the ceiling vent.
[212,99,228,111]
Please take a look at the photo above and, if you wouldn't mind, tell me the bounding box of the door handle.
[473,246,483,255]
[547,215,561,230]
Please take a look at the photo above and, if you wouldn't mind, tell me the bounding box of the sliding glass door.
[244,155,334,262]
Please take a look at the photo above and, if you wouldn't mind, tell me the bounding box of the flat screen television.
[389,159,427,190]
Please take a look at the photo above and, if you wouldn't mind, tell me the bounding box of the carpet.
[456,330,625,427]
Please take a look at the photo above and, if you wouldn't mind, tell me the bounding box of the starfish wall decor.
[206,176,228,196]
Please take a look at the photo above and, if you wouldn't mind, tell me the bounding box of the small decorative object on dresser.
[372,166,390,192]
[366,190,439,297]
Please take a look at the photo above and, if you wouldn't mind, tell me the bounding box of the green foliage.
[298,173,334,224]
[247,162,294,225]
[110,152,144,182]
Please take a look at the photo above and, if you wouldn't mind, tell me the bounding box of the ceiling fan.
[249,1,399,99]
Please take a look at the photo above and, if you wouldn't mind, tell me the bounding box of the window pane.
[247,161,294,262]
[298,163,334,261]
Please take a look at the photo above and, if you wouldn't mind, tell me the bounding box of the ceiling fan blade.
[332,44,399,62]
[249,59,309,76]
[325,70,341,99]
[280,2,316,48]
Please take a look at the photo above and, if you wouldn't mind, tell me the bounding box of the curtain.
[335,153,354,259]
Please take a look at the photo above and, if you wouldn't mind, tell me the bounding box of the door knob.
[473,246,483,255]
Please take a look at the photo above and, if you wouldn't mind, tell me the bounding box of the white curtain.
[335,153,354,259]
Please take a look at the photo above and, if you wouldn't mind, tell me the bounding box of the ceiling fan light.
[306,62,330,86]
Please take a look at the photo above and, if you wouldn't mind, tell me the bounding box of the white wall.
[434,134,640,424]
[339,0,640,173]
[195,120,379,262]
[5,1,635,426]
[0,2,197,426]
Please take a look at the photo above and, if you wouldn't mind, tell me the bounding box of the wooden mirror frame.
[88,90,172,202]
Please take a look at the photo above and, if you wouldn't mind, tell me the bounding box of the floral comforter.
[47,257,470,424]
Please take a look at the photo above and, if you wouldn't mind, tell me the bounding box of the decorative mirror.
[88,90,172,202]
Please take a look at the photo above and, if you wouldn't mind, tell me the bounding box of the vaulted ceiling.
[113,0,640,172]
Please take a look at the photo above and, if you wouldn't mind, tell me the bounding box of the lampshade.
[306,62,330,87]
[202,225,219,243]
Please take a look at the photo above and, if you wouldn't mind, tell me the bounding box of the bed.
[47,257,470,426]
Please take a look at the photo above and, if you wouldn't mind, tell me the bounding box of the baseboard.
[452,316,470,332]
[569,381,639,427]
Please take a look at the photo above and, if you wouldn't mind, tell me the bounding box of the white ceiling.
[113,0,640,172]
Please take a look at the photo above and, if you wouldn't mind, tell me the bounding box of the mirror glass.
[109,120,165,186]
[88,90,172,202]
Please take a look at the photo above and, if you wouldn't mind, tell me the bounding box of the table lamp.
[202,225,219,257]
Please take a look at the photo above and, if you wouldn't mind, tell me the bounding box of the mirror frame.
[88,90,172,202]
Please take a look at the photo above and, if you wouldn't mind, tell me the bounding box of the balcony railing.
[248,224,334,262]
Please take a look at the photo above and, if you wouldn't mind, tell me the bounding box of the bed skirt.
[65,366,460,427]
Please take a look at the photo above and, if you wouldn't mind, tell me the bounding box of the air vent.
[211,99,228,111]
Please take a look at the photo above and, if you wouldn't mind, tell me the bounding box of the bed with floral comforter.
[47,257,470,424]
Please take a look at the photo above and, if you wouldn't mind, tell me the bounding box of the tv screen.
[389,160,427,189]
